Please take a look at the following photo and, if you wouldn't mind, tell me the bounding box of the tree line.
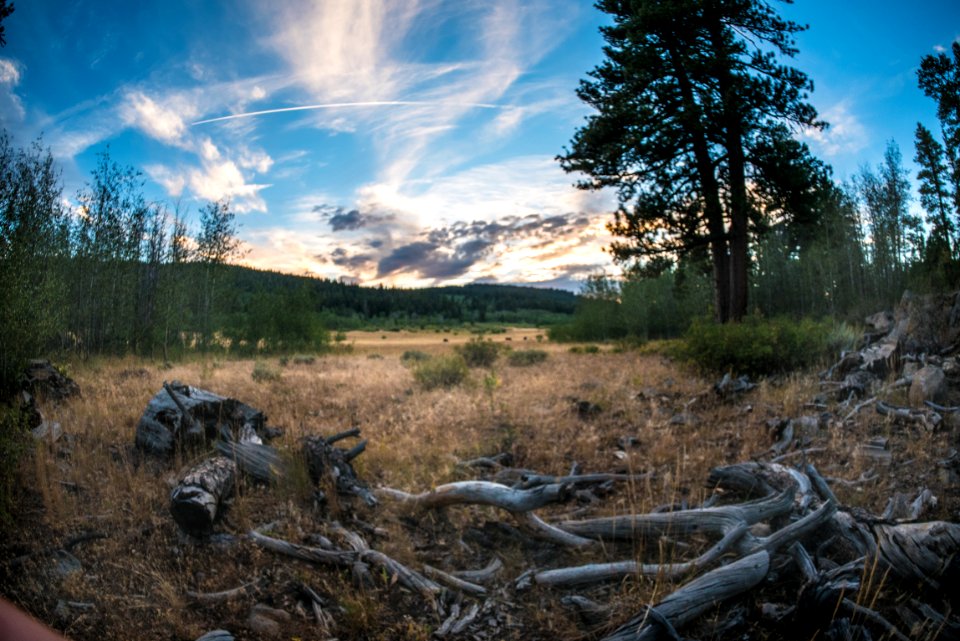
[554,2,960,341]
[0,141,576,394]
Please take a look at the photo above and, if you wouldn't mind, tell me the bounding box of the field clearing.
[2,334,957,640]
[342,327,553,354]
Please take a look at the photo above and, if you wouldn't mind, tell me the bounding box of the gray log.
[556,487,793,541]
[601,551,771,641]
[376,480,569,512]
[170,456,237,537]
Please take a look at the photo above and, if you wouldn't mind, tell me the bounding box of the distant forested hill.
[218,264,577,328]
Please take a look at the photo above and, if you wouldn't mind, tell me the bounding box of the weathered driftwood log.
[136,382,269,456]
[376,481,569,512]
[170,456,237,537]
[512,472,652,490]
[555,487,794,541]
[451,556,503,583]
[534,523,749,588]
[186,580,260,604]
[874,521,960,590]
[423,564,487,596]
[303,435,377,506]
[248,530,441,604]
[601,551,771,641]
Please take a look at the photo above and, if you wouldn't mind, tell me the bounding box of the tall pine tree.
[559,0,823,321]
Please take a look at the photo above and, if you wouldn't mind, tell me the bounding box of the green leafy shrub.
[455,338,500,368]
[400,350,431,365]
[680,316,832,376]
[0,403,30,525]
[252,361,282,382]
[507,349,548,367]
[414,355,469,390]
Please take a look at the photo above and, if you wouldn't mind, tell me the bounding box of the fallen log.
[533,523,749,588]
[874,521,960,590]
[136,382,270,457]
[170,456,238,537]
[248,530,441,604]
[601,551,771,641]
[376,480,569,512]
[186,580,260,604]
[451,556,503,583]
[555,487,794,541]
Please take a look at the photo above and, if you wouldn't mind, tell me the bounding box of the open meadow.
[2,331,958,640]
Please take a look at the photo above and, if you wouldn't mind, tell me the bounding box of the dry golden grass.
[2,335,957,640]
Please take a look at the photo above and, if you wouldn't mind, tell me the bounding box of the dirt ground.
[2,333,957,640]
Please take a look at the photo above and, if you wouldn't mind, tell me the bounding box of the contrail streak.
[192,100,502,125]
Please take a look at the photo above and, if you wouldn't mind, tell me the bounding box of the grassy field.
[2,331,956,640]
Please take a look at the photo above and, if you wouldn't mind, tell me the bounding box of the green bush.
[680,316,833,376]
[507,349,549,367]
[400,350,431,365]
[414,355,469,390]
[0,403,30,525]
[252,360,282,382]
[455,338,500,368]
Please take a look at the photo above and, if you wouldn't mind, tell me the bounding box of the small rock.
[908,365,946,407]
[247,614,280,637]
[47,549,82,581]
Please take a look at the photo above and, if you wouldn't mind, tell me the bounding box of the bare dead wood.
[248,530,356,566]
[136,382,269,457]
[746,501,837,554]
[873,521,960,590]
[513,511,597,548]
[451,557,503,583]
[555,487,794,541]
[515,472,652,490]
[303,435,377,506]
[423,564,487,596]
[533,523,750,588]
[600,551,771,641]
[170,456,237,537]
[376,481,569,512]
[248,530,441,603]
[804,463,839,505]
[324,427,360,444]
[186,580,260,604]
[841,599,911,641]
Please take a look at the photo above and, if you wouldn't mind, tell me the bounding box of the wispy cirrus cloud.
[122,89,274,212]
[0,58,25,124]
[800,99,869,159]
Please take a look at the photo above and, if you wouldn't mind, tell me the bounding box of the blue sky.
[1,1,958,290]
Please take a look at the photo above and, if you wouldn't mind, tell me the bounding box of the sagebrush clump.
[507,349,548,367]
[455,337,500,368]
[251,360,282,382]
[413,355,469,389]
